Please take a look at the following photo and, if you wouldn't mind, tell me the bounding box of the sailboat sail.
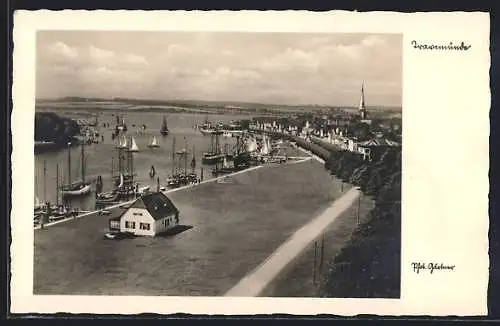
[223,157,230,169]
[246,137,258,152]
[148,136,159,148]
[260,136,269,155]
[120,136,128,149]
[118,173,124,188]
[161,116,169,135]
[129,137,139,152]
[191,153,196,169]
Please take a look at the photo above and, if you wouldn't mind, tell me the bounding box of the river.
[34,111,247,211]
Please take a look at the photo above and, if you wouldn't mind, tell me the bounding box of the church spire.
[359,82,365,111]
[359,83,367,119]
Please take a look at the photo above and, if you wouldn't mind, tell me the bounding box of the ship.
[198,117,217,135]
[202,130,225,165]
[148,136,160,148]
[115,114,128,132]
[60,142,92,197]
[128,136,140,152]
[160,116,169,136]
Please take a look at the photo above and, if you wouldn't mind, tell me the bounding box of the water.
[34,111,246,211]
[34,159,345,296]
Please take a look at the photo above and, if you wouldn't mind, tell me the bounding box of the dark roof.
[127,192,179,220]
[358,138,401,147]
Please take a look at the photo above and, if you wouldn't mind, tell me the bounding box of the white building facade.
[109,192,180,237]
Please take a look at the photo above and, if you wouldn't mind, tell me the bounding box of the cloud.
[48,41,78,59]
[89,45,115,60]
[260,48,319,73]
[37,33,401,106]
[166,44,192,57]
[122,53,149,65]
[361,35,386,47]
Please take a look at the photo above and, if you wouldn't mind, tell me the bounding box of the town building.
[108,192,180,237]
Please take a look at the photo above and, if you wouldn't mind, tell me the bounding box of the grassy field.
[261,192,374,297]
[34,159,355,296]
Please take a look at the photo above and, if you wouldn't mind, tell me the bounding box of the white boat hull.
[61,184,92,197]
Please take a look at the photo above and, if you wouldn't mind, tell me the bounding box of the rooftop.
[124,192,179,220]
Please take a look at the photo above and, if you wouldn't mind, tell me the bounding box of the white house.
[109,192,180,237]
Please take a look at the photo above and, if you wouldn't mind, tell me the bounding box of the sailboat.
[61,142,92,197]
[34,196,43,211]
[246,136,258,153]
[166,137,180,188]
[148,136,160,148]
[212,155,234,176]
[260,135,270,156]
[202,130,225,165]
[188,146,198,183]
[160,116,169,136]
[128,137,140,152]
[116,135,128,149]
[117,115,127,132]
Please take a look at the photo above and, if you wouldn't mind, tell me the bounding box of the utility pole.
[319,235,325,275]
[313,241,317,285]
[357,191,361,225]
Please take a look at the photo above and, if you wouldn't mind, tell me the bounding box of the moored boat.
[160,116,169,136]
[61,142,92,198]
[148,136,160,148]
[128,137,140,152]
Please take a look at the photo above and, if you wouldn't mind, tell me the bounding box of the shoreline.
[34,157,312,230]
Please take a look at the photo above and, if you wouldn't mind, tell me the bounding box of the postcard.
[10,10,490,316]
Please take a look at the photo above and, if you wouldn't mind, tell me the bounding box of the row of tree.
[295,138,401,298]
[34,112,80,145]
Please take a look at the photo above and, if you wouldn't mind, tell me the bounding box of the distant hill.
[36,96,401,112]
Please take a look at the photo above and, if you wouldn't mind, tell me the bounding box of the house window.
[139,223,150,230]
[110,220,120,230]
[166,219,170,226]
[133,212,143,216]
[125,221,136,229]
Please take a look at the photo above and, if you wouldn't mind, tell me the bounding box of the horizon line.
[34,96,402,110]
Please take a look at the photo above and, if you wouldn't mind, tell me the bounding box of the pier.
[34,157,312,230]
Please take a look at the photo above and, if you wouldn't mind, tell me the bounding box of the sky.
[36,31,402,107]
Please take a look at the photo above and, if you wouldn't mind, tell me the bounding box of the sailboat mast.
[43,160,47,202]
[67,142,71,185]
[118,149,122,175]
[56,163,59,206]
[192,145,196,174]
[172,137,176,175]
[184,137,188,175]
[216,132,220,154]
[130,151,134,181]
[81,142,85,183]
